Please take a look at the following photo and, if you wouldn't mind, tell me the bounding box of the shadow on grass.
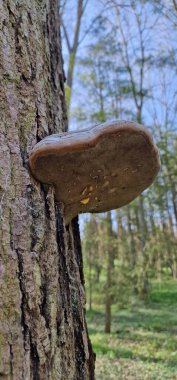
[87,309,177,335]
[93,340,177,368]
[94,343,133,359]
[148,287,177,308]
[112,311,177,333]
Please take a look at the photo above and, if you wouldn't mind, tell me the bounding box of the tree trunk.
[137,195,149,298]
[104,212,114,334]
[126,206,138,294]
[0,1,95,379]
[62,0,83,114]
[88,258,92,312]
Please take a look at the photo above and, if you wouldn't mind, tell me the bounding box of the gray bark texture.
[0,0,95,379]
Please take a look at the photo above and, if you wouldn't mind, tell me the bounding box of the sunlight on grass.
[86,280,177,379]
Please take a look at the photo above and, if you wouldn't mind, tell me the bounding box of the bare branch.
[173,0,177,13]
[115,6,139,111]
[61,20,71,52]
[82,0,89,15]
[59,0,68,18]
[72,0,83,52]
[78,14,100,46]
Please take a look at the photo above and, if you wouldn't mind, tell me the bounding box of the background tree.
[60,0,177,376]
[76,0,177,327]
[60,0,87,113]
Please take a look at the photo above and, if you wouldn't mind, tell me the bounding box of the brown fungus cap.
[29,120,160,225]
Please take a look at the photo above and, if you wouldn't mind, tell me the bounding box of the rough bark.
[0,1,95,379]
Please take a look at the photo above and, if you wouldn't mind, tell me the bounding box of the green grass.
[86,280,177,379]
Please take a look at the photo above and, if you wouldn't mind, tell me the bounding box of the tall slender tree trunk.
[137,195,149,298]
[116,210,124,267]
[105,212,114,334]
[0,1,95,379]
[127,206,136,271]
[88,257,92,311]
[126,205,138,294]
[62,0,84,114]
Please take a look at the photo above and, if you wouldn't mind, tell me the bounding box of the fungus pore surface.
[29,120,160,224]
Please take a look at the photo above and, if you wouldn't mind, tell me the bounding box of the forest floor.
[86,280,177,380]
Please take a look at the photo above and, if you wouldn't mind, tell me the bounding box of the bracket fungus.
[29,120,160,225]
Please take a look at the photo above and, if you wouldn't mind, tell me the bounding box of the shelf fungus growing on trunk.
[29,120,160,225]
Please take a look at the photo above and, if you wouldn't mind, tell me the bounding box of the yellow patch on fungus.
[80,197,90,205]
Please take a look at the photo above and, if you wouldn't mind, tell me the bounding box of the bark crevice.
[16,248,29,351]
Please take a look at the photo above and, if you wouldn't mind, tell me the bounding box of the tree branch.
[61,20,71,52]
[173,0,177,13]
